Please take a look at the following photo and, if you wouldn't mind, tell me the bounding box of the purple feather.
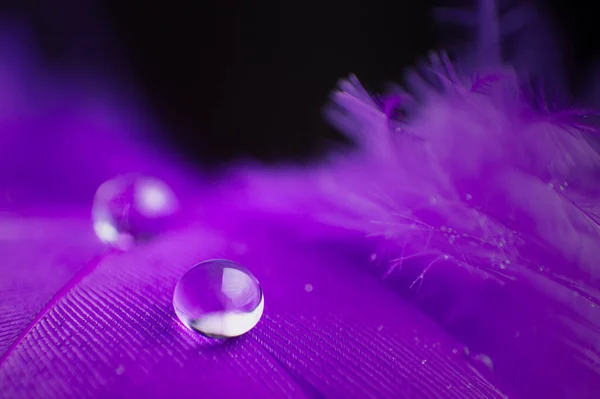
[2,1,600,398]
[232,0,600,396]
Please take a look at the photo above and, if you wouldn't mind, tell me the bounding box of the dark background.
[1,0,598,168]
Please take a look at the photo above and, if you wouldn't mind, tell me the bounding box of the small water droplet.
[377,325,384,332]
[472,353,494,371]
[429,196,437,205]
[370,253,377,261]
[173,259,264,338]
[440,226,447,232]
[548,183,554,190]
[465,193,472,201]
[115,364,125,375]
[304,284,313,292]
[421,359,427,365]
[92,174,179,250]
[452,348,458,354]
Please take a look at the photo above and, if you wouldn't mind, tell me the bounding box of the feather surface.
[2,1,600,398]
[0,208,507,399]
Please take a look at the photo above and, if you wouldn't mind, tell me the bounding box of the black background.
[1,0,598,168]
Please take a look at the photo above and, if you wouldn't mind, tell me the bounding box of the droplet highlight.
[91,174,179,249]
[173,259,264,338]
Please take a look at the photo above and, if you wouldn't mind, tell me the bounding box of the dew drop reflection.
[173,259,264,339]
[91,174,178,249]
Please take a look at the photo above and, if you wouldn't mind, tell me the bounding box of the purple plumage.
[1,1,600,398]
[234,0,600,396]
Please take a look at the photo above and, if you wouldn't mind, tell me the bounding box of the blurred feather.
[231,1,600,397]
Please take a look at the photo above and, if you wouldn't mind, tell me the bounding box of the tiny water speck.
[173,259,264,338]
[472,353,494,371]
[92,174,179,249]
[304,284,313,292]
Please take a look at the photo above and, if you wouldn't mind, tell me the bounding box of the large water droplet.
[91,174,179,249]
[173,259,264,338]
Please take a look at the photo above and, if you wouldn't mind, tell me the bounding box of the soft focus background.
[3,0,598,167]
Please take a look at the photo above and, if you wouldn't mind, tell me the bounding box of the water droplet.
[173,259,264,338]
[472,353,494,371]
[421,359,427,365]
[465,193,473,201]
[115,364,125,375]
[377,325,384,332]
[92,174,179,249]
[429,196,437,205]
[304,284,313,292]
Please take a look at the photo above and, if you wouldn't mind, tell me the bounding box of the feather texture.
[0,210,506,399]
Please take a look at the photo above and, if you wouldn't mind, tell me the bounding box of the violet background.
[1,1,600,398]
